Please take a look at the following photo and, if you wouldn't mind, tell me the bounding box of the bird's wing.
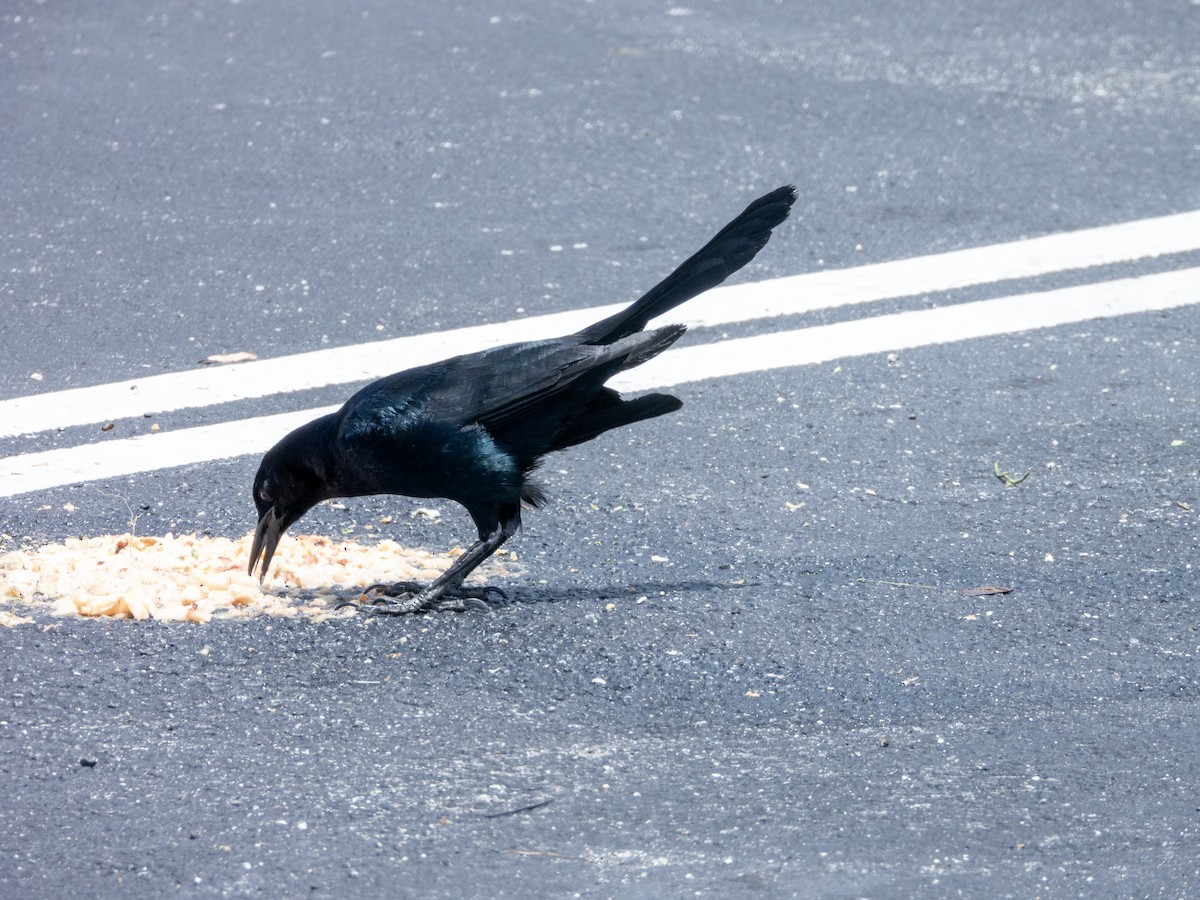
[336,332,657,447]
[424,337,626,432]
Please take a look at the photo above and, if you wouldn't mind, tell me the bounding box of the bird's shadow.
[272,577,751,618]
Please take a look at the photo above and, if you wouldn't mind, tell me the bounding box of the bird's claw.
[364,580,507,602]
[334,582,503,616]
[426,596,492,613]
[459,584,508,603]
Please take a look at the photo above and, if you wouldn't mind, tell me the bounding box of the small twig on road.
[956,586,1013,597]
[484,799,554,819]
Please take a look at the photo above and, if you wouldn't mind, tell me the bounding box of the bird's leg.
[341,526,511,615]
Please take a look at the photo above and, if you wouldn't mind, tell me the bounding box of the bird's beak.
[248,507,284,582]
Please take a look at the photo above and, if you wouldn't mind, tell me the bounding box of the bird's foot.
[335,581,506,616]
[370,580,508,607]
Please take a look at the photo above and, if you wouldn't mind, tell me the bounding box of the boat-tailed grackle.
[248,185,796,613]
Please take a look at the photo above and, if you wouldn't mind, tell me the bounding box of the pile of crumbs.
[0,533,505,624]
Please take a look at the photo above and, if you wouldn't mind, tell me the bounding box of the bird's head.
[247,428,334,582]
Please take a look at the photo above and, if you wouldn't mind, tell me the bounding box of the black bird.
[248,185,796,613]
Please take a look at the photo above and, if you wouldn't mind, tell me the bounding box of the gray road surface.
[2,1,1199,896]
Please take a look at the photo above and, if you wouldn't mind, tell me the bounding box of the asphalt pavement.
[2,1,1199,897]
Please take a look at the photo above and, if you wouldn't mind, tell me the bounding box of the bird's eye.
[258,488,272,503]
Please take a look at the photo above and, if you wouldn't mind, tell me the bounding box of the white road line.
[3,208,1199,439]
[610,266,1200,393]
[3,266,1198,498]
